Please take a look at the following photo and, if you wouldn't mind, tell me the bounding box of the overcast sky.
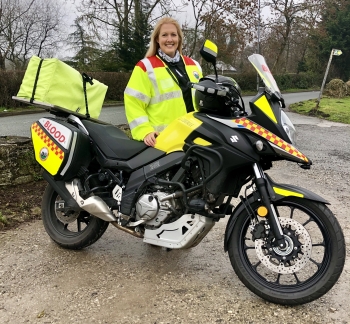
[58,0,269,59]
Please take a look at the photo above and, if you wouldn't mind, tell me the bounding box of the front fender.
[265,173,329,205]
[224,176,329,252]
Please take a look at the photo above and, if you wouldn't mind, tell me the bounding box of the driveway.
[1,101,350,324]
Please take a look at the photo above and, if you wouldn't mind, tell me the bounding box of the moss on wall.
[0,136,42,186]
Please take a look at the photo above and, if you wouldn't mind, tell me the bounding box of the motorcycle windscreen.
[248,54,282,100]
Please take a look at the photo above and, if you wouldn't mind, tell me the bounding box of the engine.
[135,191,179,228]
[133,159,222,228]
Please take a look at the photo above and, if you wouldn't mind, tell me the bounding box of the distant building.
[216,61,237,74]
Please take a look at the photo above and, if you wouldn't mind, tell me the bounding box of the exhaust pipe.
[65,179,143,238]
[65,179,117,222]
[111,222,144,238]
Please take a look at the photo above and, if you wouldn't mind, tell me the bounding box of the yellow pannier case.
[31,117,92,180]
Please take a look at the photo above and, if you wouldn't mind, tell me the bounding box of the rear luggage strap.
[30,58,44,104]
[82,72,94,118]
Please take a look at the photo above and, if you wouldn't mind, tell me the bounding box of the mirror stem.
[213,64,218,82]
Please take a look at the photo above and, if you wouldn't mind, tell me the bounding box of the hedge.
[226,71,323,92]
[1,70,322,109]
[0,71,26,108]
[88,71,131,101]
[1,70,133,109]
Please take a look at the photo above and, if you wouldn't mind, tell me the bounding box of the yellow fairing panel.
[154,112,203,153]
[254,95,277,123]
[273,187,304,198]
[193,138,212,146]
[31,122,65,176]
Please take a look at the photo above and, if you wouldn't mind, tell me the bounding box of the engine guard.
[143,214,215,249]
[224,178,329,252]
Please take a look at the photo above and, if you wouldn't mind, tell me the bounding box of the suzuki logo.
[230,135,239,143]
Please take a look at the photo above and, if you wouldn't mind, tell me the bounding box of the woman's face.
[157,23,179,58]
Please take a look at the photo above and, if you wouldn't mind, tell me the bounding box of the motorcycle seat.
[81,120,148,160]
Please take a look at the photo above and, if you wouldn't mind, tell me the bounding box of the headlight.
[281,110,296,145]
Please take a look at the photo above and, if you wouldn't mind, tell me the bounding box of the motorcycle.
[23,40,345,305]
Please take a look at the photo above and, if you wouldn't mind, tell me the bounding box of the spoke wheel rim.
[239,200,331,291]
[50,192,92,237]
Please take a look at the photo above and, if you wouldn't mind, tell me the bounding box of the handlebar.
[190,82,228,97]
[189,80,246,115]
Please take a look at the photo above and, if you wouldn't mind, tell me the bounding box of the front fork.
[252,163,286,249]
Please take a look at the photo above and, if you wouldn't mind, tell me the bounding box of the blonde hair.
[145,17,183,58]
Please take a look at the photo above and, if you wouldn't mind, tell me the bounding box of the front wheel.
[42,184,109,250]
[227,197,345,305]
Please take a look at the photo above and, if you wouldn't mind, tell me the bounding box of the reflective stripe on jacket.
[124,55,202,141]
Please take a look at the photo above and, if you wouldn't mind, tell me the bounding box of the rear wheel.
[41,184,109,249]
[227,197,345,305]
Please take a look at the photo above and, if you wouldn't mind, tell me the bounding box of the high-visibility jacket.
[124,55,202,141]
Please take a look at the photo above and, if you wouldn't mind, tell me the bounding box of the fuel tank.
[154,112,260,165]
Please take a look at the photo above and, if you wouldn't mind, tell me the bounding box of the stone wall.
[0,136,41,186]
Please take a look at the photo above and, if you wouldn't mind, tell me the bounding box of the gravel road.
[0,113,349,324]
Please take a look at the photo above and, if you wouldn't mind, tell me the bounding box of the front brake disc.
[255,217,312,274]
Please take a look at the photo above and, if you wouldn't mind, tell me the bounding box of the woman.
[124,17,202,147]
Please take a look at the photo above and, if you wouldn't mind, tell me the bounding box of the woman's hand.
[143,131,159,147]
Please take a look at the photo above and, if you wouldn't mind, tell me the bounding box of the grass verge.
[289,97,350,124]
[0,106,43,113]
[0,212,9,225]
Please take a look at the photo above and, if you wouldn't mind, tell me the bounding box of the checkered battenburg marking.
[234,118,308,162]
[32,123,64,160]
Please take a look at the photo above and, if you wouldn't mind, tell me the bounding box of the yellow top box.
[16,56,108,119]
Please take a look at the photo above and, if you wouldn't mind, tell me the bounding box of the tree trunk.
[0,53,6,70]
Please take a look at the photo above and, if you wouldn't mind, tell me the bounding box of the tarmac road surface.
[0,92,319,137]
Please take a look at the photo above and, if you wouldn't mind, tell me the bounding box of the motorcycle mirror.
[200,40,219,82]
[200,40,218,64]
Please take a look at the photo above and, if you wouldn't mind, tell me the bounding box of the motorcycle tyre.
[41,184,109,250]
[227,197,345,305]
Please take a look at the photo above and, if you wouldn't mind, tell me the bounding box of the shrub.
[229,72,321,92]
[89,71,131,101]
[345,80,350,96]
[0,71,26,108]
[324,79,346,98]
[1,70,131,109]
[274,72,321,91]
[222,72,257,92]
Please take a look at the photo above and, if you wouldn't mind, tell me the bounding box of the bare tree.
[183,0,257,63]
[263,0,323,73]
[0,0,35,69]
[75,0,181,54]
[0,0,67,70]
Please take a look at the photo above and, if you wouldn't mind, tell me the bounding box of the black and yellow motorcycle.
[26,40,345,305]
